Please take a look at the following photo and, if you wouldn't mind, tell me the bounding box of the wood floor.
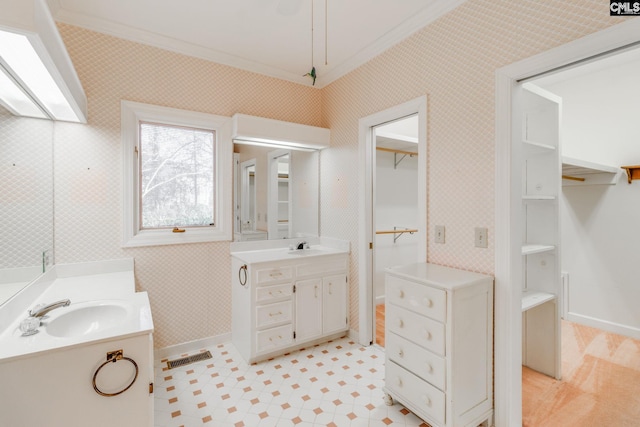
[375,303,385,347]
[523,320,640,426]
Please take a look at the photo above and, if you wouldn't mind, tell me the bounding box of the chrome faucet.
[296,241,308,250]
[29,299,71,318]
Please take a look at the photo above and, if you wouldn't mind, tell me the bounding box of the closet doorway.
[520,45,640,426]
[495,19,640,426]
[357,96,427,348]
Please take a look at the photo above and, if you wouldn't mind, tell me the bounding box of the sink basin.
[45,302,128,338]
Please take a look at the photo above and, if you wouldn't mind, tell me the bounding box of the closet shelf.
[621,165,640,184]
[562,156,620,186]
[522,291,556,312]
[523,140,556,155]
[522,195,555,201]
[522,244,555,255]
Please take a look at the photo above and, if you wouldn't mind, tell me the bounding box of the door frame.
[494,19,640,427]
[357,96,428,346]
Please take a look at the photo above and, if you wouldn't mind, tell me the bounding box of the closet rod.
[562,175,585,182]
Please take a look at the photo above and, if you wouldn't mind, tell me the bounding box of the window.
[122,101,232,247]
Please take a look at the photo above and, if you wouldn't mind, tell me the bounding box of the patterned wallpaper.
[43,1,627,348]
[321,0,628,329]
[55,24,322,348]
[0,110,53,270]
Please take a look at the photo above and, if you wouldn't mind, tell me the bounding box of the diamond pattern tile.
[154,337,431,427]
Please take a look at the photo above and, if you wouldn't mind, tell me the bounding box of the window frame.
[121,100,232,247]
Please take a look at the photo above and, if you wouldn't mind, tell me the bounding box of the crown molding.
[53,0,467,89]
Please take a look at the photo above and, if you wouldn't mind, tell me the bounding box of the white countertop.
[0,259,153,363]
[386,262,493,290]
[231,245,349,264]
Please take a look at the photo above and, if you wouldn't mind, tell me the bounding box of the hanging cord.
[325,0,328,65]
[303,0,317,84]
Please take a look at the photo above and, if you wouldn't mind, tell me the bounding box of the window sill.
[122,227,231,248]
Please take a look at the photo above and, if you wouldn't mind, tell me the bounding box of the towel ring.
[93,349,138,397]
[239,264,248,286]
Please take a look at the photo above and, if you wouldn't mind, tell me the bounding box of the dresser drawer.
[387,275,446,322]
[386,331,445,391]
[386,360,445,426]
[256,266,293,284]
[256,300,292,329]
[387,304,445,356]
[256,324,293,354]
[256,283,293,304]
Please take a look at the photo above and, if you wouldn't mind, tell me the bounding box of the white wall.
[540,55,640,338]
[374,150,419,302]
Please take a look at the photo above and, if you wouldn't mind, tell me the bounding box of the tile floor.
[154,336,430,427]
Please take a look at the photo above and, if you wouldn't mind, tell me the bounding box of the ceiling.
[46,0,466,88]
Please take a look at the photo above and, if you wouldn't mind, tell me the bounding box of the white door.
[322,274,348,335]
[295,278,322,341]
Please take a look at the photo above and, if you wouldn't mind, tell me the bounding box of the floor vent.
[167,351,212,369]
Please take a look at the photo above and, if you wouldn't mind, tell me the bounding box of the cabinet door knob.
[397,318,404,328]
[423,297,433,307]
[423,395,431,406]
[398,349,404,358]
[424,329,431,339]
[426,363,433,373]
[396,377,403,387]
[397,289,404,298]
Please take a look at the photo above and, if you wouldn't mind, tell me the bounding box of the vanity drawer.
[386,360,445,426]
[256,300,292,329]
[256,324,293,354]
[387,303,445,356]
[387,275,446,322]
[296,257,347,278]
[256,283,292,304]
[386,331,445,391]
[256,266,293,284]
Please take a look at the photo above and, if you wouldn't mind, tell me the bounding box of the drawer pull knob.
[269,271,283,278]
[398,289,404,298]
[268,290,283,296]
[398,349,404,358]
[423,395,431,406]
[269,311,283,317]
[397,319,404,328]
[426,363,433,373]
[269,335,282,342]
[423,297,433,307]
[396,377,403,387]
[424,329,431,339]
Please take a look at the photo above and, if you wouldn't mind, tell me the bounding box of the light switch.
[475,227,488,248]
[435,225,445,244]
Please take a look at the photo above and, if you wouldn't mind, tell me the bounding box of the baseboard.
[566,312,640,340]
[154,332,232,361]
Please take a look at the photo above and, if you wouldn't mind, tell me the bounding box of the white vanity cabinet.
[232,251,348,364]
[383,263,493,427]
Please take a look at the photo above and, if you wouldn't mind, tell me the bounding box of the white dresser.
[384,263,493,427]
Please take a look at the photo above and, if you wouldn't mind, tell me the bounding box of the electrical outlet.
[475,227,488,248]
[435,225,445,244]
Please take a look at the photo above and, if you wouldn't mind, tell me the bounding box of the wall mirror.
[234,143,319,241]
[0,109,54,305]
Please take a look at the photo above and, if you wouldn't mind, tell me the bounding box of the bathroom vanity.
[0,259,154,427]
[383,263,493,427]
[231,240,349,364]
